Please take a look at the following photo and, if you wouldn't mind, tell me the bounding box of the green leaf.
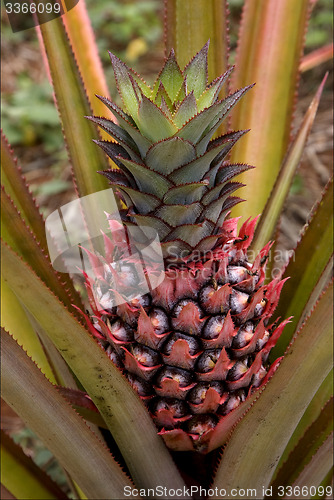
[97,95,152,157]
[36,5,109,197]
[166,221,212,247]
[202,186,243,222]
[1,431,66,500]
[119,157,173,198]
[1,188,84,314]
[291,433,333,490]
[170,141,229,184]
[153,82,173,113]
[211,283,333,496]
[108,52,140,119]
[155,202,202,226]
[178,86,252,150]
[173,92,198,128]
[1,133,46,250]
[130,215,171,240]
[230,0,311,220]
[152,49,184,102]
[61,0,114,133]
[202,181,244,205]
[145,137,196,175]
[0,278,56,384]
[24,310,78,390]
[165,0,229,94]
[251,75,328,254]
[1,330,132,499]
[271,398,333,492]
[197,69,233,111]
[183,41,209,98]
[1,243,186,493]
[163,182,208,204]
[86,116,141,161]
[137,96,178,142]
[274,370,333,477]
[271,178,333,357]
[117,186,160,214]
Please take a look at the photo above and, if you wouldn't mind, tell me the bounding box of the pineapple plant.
[1,0,333,498]
[82,44,290,453]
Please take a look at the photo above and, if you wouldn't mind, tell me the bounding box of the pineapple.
[83,43,288,453]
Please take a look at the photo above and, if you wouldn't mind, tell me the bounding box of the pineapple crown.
[87,42,254,262]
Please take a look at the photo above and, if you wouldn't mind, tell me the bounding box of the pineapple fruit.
[84,43,288,453]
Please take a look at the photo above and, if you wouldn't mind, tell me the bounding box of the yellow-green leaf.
[272,178,333,357]
[1,431,66,500]
[1,330,133,499]
[1,279,55,383]
[36,3,109,197]
[230,0,311,220]
[165,0,228,87]
[212,283,333,497]
[251,75,328,254]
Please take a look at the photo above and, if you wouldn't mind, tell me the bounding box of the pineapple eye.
[156,367,192,387]
[227,265,249,284]
[230,290,249,313]
[163,332,200,356]
[107,319,133,342]
[132,345,159,367]
[254,298,267,317]
[196,349,222,373]
[227,360,248,381]
[149,308,169,335]
[232,321,254,349]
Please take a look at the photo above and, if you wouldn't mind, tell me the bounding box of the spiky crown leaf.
[88,42,254,261]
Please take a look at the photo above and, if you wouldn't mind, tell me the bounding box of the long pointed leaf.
[1,431,67,500]
[291,433,333,492]
[1,133,46,249]
[36,3,109,196]
[274,369,333,478]
[56,387,107,429]
[24,309,78,389]
[230,0,311,220]
[62,1,112,121]
[271,398,333,492]
[1,137,84,308]
[1,329,133,499]
[271,178,333,357]
[1,242,186,494]
[1,278,56,383]
[212,283,333,497]
[251,75,328,254]
[1,188,84,314]
[164,0,229,89]
[300,43,334,72]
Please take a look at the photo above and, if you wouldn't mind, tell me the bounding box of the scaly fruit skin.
[82,44,289,453]
[83,217,288,453]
